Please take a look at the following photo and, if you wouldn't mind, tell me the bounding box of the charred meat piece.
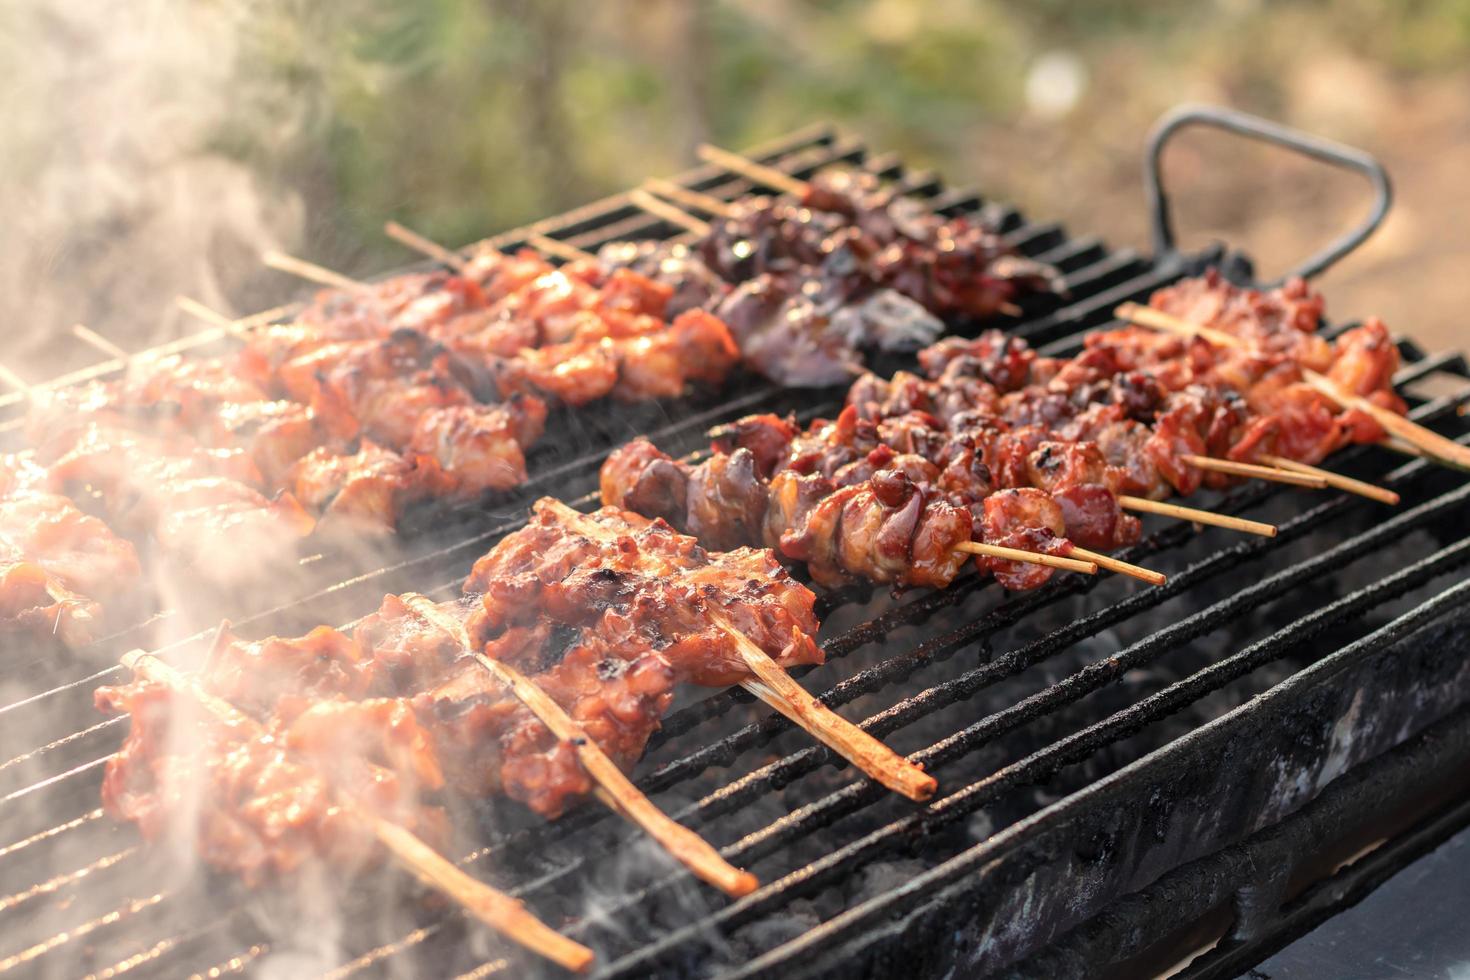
[465,498,823,687]
[420,621,675,817]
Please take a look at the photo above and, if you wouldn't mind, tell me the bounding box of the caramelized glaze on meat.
[466,498,822,687]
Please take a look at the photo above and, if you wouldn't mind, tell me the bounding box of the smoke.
[0,0,303,375]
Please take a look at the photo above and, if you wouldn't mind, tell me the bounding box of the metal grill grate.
[2,120,1468,980]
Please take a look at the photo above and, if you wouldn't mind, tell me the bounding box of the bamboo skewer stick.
[483,653,758,896]
[627,188,712,236]
[175,296,298,335]
[399,594,757,897]
[696,144,809,197]
[120,648,593,972]
[523,231,596,265]
[712,613,937,802]
[1179,453,1328,488]
[174,295,236,330]
[71,324,132,363]
[384,221,468,271]
[1384,438,1424,459]
[1117,496,1278,538]
[1300,371,1470,470]
[1067,547,1167,586]
[491,656,758,895]
[953,541,1098,575]
[1258,454,1400,505]
[1117,301,1470,471]
[642,177,733,218]
[262,250,371,295]
[537,499,936,802]
[1115,302,1235,348]
[0,363,34,400]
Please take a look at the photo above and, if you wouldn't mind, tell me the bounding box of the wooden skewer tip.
[71,324,132,362]
[627,188,712,236]
[0,362,34,399]
[642,177,733,217]
[1118,495,1277,538]
[1179,454,1328,489]
[523,231,597,265]
[384,220,467,271]
[1068,547,1166,586]
[695,144,809,197]
[1259,454,1400,505]
[262,250,369,294]
[954,540,1098,575]
[715,614,937,803]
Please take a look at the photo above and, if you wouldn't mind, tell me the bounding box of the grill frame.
[0,110,1467,980]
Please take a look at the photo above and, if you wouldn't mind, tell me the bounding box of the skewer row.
[120,647,595,972]
[49,138,1450,978]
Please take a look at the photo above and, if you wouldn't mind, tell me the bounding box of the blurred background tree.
[4,0,1468,375]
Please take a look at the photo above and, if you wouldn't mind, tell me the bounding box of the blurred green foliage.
[214,0,1470,266]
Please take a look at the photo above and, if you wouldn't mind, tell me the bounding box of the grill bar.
[731,578,1470,979]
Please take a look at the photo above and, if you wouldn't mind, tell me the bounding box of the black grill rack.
[2,107,1469,979]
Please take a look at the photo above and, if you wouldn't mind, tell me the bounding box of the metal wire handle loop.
[1145,103,1392,284]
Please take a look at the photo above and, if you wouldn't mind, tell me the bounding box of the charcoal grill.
[2,104,1468,979]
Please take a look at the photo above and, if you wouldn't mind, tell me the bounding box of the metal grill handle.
[1145,103,1392,284]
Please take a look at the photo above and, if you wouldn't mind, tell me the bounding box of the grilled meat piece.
[975,488,1074,591]
[96,679,447,885]
[289,441,429,535]
[408,397,548,499]
[783,467,973,589]
[701,169,1062,323]
[422,621,675,817]
[1149,269,1330,370]
[596,240,729,317]
[465,498,823,687]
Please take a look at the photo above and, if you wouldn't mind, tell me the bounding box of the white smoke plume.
[0,0,305,375]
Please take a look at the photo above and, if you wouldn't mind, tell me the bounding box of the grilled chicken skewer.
[1116,299,1470,473]
[64,239,735,542]
[377,225,1098,588]
[0,370,144,644]
[399,591,758,897]
[602,272,1413,595]
[98,496,929,934]
[526,498,936,801]
[104,648,594,972]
